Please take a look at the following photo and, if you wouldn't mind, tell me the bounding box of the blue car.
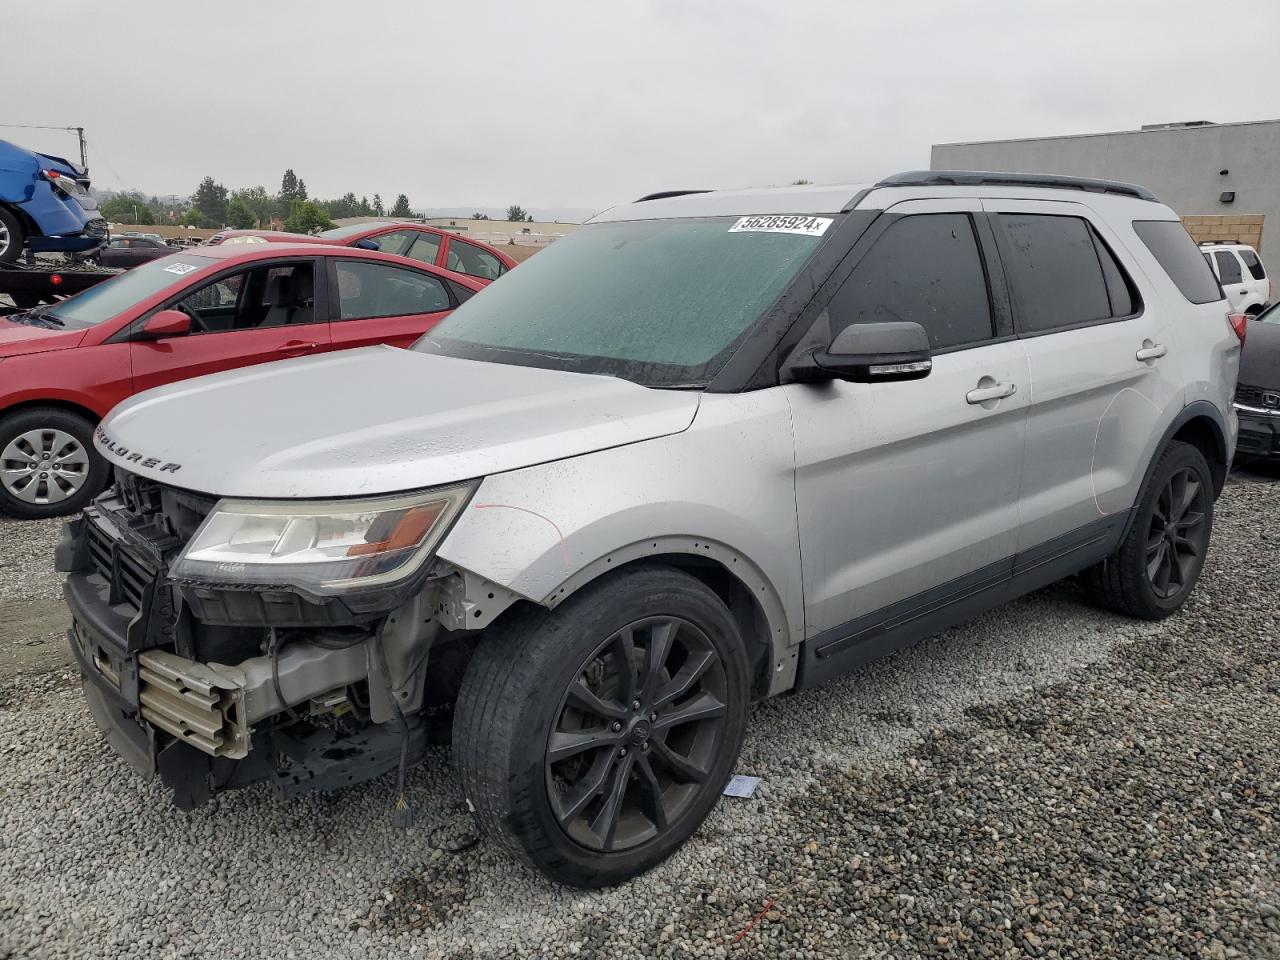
[0,140,108,264]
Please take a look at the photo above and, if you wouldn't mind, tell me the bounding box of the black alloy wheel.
[1145,465,1209,599]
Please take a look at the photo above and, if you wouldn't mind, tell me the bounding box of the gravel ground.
[1,474,1278,960]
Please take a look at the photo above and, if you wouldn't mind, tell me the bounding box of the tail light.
[1228,313,1248,346]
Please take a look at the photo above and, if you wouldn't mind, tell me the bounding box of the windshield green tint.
[49,255,217,327]
[413,217,827,386]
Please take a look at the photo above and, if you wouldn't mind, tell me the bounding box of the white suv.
[1200,240,1271,315]
[60,171,1242,887]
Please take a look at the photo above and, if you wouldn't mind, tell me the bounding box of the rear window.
[1132,221,1223,304]
[1240,248,1267,281]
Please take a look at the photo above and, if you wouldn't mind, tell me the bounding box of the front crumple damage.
[59,472,521,811]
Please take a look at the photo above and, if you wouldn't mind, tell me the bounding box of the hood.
[0,318,88,358]
[98,347,701,498]
[1239,321,1280,389]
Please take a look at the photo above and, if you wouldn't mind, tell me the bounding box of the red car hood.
[0,318,89,358]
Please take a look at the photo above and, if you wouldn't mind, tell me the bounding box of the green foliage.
[226,196,257,229]
[792,179,813,185]
[279,169,305,205]
[100,194,155,225]
[283,199,334,235]
[182,208,208,228]
[471,212,490,220]
[231,186,275,227]
[505,204,528,222]
[372,194,385,217]
[192,176,229,227]
[390,194,413,217]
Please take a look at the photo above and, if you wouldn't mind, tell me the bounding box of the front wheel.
[0,408,109,519]
[1084,440,1214,620]
[0,207,25,264]
[454,566,750,887]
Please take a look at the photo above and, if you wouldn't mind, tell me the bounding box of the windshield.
[1260,302,1280,325]
[414,216,829,386]
[46,254,217,327]
[319,222,392,240]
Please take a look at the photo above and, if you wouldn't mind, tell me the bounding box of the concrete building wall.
[931,120,1279,257]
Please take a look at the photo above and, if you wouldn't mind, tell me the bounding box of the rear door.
[981,199,1183,552]
[787,200,1030,636]
[1209,248,1250,312]
[441,236,506,282]
[1236,248,1270,311]
[128,258,331,393]
[326,258,454,351]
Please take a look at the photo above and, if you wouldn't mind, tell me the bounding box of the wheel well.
[1244,304,1264,317]
[0,201,39,238]
[0,399,101,429]
[1171,415,1227,494]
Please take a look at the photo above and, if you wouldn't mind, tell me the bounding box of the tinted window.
[827,214,992,350]
[1214,250,1243,284]
[1132,220,1223,304]
[364,230,416,257]
[447,241,504,280]
[1095,234,1137,317]
[996,214,1117,333]
[1240,248,1267,281]
[335,261,450,319]
[405,233,442,265]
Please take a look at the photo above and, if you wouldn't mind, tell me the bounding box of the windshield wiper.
[6,305,65,329]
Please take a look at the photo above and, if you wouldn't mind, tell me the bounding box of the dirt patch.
[0,598,72,678]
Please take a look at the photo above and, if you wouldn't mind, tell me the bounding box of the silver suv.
[59,171,1241,887]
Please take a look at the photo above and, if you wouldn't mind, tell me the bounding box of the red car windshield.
[47,255,217,328]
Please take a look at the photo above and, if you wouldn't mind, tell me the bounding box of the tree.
[231,186,274,226]
[226,195,256,229]
[100,194,155,225]
[192,176,229,227]
[505,204,528,222]
[372,194,385,217]
[390,194,413,217]
[359,195,372,216]
[792,179,813,185]
[182,208,208,228]
[297,179,308,201]
[283,199,334,235]
[471,212,490,220]
[279,169,304,204]
[527,214,534,222]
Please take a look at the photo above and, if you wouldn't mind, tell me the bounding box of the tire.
[0,207,24,264]
[454,565,750,888]
[1084,441,1214,620]
[0,408,109,519]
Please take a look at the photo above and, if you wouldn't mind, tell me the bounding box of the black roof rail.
[635,189,714,202]
[876,170,1158,202]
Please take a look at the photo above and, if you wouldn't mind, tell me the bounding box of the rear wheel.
[0,207,25,264]
[454,566,750,887]
[0,408,108,519]
[1084,441,1213,620]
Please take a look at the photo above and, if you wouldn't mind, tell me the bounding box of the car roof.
[175,243,487,288]
[591,170,1168,223]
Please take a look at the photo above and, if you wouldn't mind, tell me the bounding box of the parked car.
[0,140,108,264]
[96,236,173,269]
[60,172,1240,888]
[208,221,517,283]
[1234,300,1280,459]
[0,244,483,517]
[1200,241,1271,315]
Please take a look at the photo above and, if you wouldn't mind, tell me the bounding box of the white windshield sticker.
[163,262,199,275]
[729,215,832,237]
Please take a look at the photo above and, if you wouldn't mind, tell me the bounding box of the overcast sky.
[5,0,1278,219]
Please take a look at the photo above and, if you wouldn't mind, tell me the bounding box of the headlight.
[170,484,474,594]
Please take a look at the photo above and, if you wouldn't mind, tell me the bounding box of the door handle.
[276,341,318,357]
[965,380,1017,404]
[1135,342,1167,362]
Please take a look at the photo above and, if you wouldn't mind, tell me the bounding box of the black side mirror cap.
[352,238,379,250]
[792,321,932,383]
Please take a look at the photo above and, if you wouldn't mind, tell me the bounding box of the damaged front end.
[56,470,493,811]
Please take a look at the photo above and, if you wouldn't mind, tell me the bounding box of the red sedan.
[0,244,484,518]
[208,221,517,283]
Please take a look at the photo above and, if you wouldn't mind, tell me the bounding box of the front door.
[129,259,331,393]
[787,202,1029,639]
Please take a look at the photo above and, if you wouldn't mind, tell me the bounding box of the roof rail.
[635,189,713,202]
[876,170,1158,202]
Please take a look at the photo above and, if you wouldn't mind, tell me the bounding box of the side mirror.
[796,322,932,383]
[137,309,192,340]
[352,238,379,250]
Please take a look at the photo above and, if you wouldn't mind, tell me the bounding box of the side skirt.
[794,512,1130,690]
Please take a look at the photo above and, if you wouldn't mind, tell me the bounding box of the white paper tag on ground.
[723,775,761,798]
[729,215,832,237]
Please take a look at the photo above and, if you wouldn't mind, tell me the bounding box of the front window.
[415,216,830,387]
[44,254,218,328]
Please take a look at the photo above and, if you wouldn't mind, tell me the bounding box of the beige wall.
[1181,214,1265,252]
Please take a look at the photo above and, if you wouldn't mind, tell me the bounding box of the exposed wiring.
[268,627,304,725]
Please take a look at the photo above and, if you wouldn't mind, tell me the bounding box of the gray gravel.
[1,474,1278,959]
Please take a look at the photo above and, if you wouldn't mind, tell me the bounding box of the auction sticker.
[163,262,199,275]
[729,214,832,236]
